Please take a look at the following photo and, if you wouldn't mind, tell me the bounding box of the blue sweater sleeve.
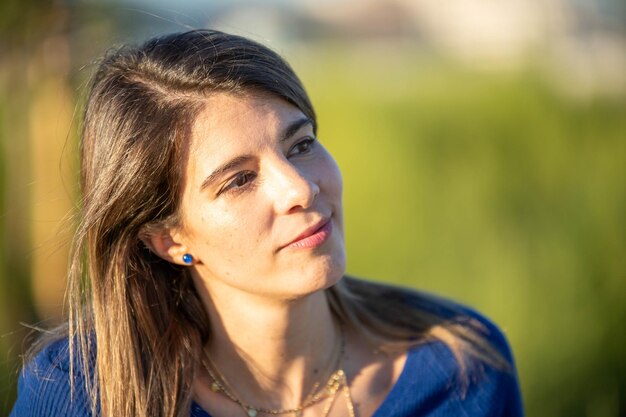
[10,338,93,417]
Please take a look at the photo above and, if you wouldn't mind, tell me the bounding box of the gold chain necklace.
[202,329,355,417]
[319,369,355,417]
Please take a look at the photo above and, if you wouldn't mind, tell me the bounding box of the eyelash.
[219,171,257,196]
[288,137,316,157]
[218,137,317,197]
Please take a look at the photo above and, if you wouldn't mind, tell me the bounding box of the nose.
[266,159,320,214]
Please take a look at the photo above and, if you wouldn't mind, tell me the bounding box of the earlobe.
[139,227,192,266]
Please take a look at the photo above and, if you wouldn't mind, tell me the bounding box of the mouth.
[281,218,333,250]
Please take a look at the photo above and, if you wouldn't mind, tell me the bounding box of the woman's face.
[176,93,345,300]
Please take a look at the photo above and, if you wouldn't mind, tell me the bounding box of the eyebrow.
[280,117,314,143]
[200,117,315,191]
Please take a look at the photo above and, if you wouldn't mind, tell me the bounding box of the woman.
[11,30,523,417]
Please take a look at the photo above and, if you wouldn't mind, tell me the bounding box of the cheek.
[189,207,266,261]
[320,154,345,237]
[321,153,343,200]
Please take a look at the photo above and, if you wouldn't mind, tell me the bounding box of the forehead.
[189,92,305,153]
[183,93,310,189]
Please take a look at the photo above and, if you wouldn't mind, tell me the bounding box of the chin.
[273,233,346,299]
[307,254,347,294]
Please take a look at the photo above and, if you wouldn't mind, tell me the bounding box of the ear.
[139,226,193,266]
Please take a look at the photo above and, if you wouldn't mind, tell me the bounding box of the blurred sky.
[69,0,625,98]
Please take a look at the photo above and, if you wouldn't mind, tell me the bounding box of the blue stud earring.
[182,254,193,265]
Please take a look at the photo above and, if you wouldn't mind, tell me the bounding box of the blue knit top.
[10,304,523,416]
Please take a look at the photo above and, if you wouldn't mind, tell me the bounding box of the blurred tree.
[0,0,73,411]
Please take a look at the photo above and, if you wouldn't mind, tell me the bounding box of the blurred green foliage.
[295,48,625,417]
[1,24,625,417]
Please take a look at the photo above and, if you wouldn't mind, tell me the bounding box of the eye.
[219,171,257,195]
[288,137,316,157]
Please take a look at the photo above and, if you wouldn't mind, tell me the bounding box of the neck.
[194,279,340,408]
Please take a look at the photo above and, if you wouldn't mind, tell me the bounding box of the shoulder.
[343,278,524,416]
[402,292,524,416]
[10,337,94,417]
[380,337,523,417]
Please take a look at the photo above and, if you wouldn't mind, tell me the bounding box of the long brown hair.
[65,29,507,417]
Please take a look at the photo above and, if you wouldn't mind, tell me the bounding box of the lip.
[282,218,333,250]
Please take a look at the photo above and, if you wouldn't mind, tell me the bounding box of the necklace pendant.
[246,408,258,417]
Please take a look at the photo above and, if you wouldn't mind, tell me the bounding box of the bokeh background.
[1,0,624,416]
